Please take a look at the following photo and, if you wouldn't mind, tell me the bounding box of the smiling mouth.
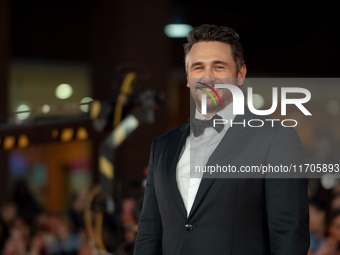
[196,82,223,106]
[197,87,221,91]
[196,81,213,86]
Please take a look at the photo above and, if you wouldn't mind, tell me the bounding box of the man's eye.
[194,66,202,70]
[216,66,224,69]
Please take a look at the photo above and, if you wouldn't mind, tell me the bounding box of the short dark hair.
[183,24,245,72]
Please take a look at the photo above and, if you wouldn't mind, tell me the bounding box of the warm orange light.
[60,128,74,142]
[3,136,16,150]
[17,134,29,148]
[76,127,88,141]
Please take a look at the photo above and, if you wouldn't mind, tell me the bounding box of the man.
[134,24,309,255]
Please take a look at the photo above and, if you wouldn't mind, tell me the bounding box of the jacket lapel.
[187,112,255,220]
[165,123,190,217]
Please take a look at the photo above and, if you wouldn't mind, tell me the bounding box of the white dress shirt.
[176,103,236,216]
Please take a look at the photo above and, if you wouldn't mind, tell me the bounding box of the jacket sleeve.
[265,127,310,255]
[134,139,163,255]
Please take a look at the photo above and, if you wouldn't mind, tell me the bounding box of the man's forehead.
[187,41,233,63]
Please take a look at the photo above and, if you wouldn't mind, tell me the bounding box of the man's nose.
[202,67,214,78]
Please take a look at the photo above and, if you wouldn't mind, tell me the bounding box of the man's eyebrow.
[190,60,231,69]
[212,60,230,66]
[190,61,203,69]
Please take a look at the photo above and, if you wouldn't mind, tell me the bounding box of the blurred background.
[0,1,339,254]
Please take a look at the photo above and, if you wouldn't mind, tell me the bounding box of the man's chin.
[196,104,225,115]
[207,105,225,114]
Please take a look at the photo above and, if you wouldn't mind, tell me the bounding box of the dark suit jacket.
[134,111,310,255]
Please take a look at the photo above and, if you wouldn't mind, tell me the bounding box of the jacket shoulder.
[153,122,189,145]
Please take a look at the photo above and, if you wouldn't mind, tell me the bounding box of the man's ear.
[237,64,247,86]
[186,76,190,88]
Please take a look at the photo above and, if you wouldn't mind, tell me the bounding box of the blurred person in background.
[77,230,92,255]
[309,198,327,254]
[13,180,42,228]
[0,201,17,227]
[44,213,79,255]
[331,193,340,211]
[314,209,340,255]
[0,201,14,251]
[67,188,88,233]
[115,197,137,255]
[0,217,9,251]
[27,231,49,255]
[3,217,30,255]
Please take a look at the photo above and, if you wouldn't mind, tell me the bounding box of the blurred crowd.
[309,182,340,255]
[4,178,340,254]
[0,180,143,255]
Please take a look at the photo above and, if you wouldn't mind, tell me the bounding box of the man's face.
[186,41,246,116]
